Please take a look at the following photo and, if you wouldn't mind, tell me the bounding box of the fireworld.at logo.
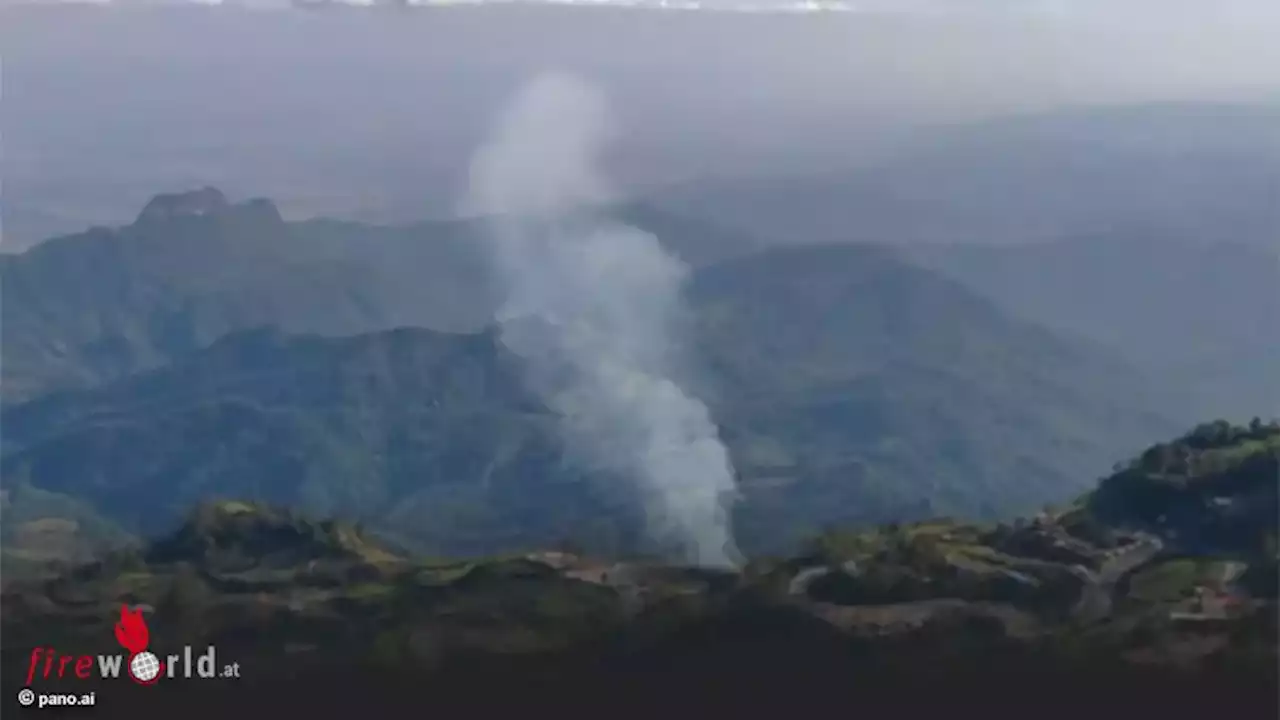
[25,605,240,686]
[115,604,163,684]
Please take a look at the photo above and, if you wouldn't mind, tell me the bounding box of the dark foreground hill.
[3,423,1276,717]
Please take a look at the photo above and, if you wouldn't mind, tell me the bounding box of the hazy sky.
[2,3,1278,245]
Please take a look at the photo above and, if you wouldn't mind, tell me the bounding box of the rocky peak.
[237,197,285,226]
[144,500,401,570]
[135,187,231,224]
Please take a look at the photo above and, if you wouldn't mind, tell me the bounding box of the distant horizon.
[3,1,1277,248]
[4,97,1278,253]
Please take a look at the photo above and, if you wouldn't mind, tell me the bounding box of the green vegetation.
[790,520,1087,614]
[0,194,756,405]
[2,192,1275,685]
[0,480,136,583]
[0,198,1184,557]
[1126,559,1219,603]
[148,500,404,570]
[1083,420,1279,555]
[3,424,1275,684]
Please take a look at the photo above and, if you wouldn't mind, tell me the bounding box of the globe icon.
[130,652,161,682]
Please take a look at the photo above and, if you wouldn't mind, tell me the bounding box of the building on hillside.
[1171,585,1248,622]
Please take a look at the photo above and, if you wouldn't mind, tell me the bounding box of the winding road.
[784,534,1165,625]
[1072,533,1164,622]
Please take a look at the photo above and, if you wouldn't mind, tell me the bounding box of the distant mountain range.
[0,189,762,402]
[652,103,1280,250]
[905,236,1280,422]
[1,189,1189,558]
[6,60,1277,253]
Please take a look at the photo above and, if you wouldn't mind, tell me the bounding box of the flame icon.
[115,606,150,653]
[115,605,164,685]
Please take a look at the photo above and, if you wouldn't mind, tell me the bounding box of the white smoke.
[463,72,741,569]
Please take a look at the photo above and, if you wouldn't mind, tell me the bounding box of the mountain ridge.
[904,233,1280,421]
[1,302,1177,559]
[0,188,1197,560]
[0,189,764,403]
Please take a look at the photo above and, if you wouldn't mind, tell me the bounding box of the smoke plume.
[463,72,741,568]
